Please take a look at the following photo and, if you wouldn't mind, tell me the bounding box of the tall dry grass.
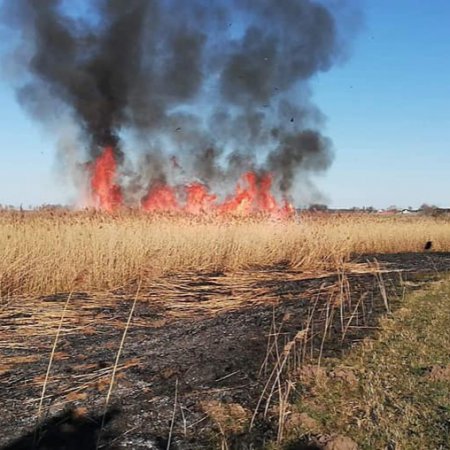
[1,210,449,296]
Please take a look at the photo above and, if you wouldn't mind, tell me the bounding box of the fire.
[141,183,179,212]
[90,146,123,212]
[220,172,278,215]
[225,172,294,217]
[89,147,294,217]
[185,183,217,215]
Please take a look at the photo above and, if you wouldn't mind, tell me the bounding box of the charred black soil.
[1,253,450,449]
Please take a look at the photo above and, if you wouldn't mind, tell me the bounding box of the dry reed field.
[1,209,450,297]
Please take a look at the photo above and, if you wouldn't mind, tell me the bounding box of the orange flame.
[90,146,123,212]
[141,183,179,212]
[89,147,294,217]
[220,172,277,215]
[184,183,217,214]
[220,172,294,217]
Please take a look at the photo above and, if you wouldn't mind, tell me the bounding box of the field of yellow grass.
[1,210,449,296]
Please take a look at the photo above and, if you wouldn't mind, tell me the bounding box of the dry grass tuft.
[201,400,251,435]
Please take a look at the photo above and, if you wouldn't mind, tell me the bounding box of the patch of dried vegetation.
[1,210,450,296]
[201,400,251,435]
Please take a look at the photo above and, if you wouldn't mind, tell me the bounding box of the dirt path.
[1,253,450,449]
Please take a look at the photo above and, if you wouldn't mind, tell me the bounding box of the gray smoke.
[1,0,359,203]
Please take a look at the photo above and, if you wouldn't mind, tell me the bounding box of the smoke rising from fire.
[2,0,360,208]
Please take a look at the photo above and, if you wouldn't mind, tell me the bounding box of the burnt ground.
[1,253,450,449]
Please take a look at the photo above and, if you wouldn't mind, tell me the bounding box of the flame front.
[89,147,294,217]
[90,146,123,212]
[141,183,179,212]
[185,183,217,215]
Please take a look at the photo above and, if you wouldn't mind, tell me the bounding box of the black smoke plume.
[1,0,360,204]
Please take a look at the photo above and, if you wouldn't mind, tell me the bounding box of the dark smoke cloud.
[1,0,360,204]
[267,130,333,192]
[219,0,337,104]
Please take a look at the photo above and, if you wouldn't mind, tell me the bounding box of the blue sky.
[0,0,449,209]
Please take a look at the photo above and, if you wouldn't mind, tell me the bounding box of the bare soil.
[1,253,450,449]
